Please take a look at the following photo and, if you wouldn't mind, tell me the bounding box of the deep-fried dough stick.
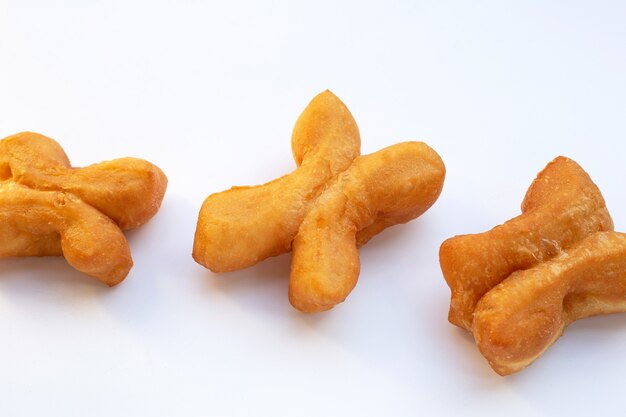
[0,132,167,285]
[193,90,361,272]
[473,231,626,375]
[440,157,613,330]
[289,142,445,312]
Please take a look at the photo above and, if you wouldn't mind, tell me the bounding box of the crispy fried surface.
[193,90,361,272]
[289,142,445,312]
[193,91,445,311]
[0,132,167,285]
[440,157,613,330]
[473,231,626,375]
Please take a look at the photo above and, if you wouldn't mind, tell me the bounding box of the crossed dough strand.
[440,156,613,330]
[474,231,626,375]
[0,132,167,285]
[290,141,445,312]
[193,90,361,272]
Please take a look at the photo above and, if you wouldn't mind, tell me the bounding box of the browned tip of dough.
[0,131,71,168]
[291,90,361,168]
[521,156,605,213]
[102,262,134,287]
[288,280,342,313]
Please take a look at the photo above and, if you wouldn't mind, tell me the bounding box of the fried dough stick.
[0,131,167,284]
[440,157,613,330]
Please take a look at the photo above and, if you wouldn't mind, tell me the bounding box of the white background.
[1,1,626,416]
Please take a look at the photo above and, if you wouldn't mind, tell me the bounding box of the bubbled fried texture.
[192,91,446,312]
[192,90,361,272]
[289,142,445,312]
[440,157,613,330]
[473,231,626,375]
[0,132,168,285]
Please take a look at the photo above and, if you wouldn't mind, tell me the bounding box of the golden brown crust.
[1,133,167,230]
[473,231,626,375]
[440,156,613,330]
[0,132,167,285]
[192,90,361,272]
[289,142,445,312]
[193,91,445,311]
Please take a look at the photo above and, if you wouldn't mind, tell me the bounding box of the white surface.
[1,1,626,416]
